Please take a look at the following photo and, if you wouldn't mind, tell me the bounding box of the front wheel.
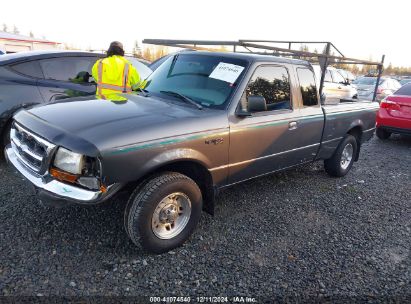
[324,135,358,177]
[124,172,202,254]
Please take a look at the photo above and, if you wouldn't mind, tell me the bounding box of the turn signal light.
[50,168,78,183]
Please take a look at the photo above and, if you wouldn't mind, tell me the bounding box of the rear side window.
[245,65,291,111]
[39,57,98,82]
[10,61,44,78]
[297,68,318,106]
[394,84,411,96]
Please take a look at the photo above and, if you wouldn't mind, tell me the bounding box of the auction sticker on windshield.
[209,62,245,84]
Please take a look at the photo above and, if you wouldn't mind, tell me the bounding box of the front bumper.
[5,145,121,205]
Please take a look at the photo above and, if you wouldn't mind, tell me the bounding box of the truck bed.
[317,100,379,160]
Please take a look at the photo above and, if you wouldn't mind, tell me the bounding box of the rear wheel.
[324,135,358,177]
[376,128,391,140]
[124,172,202,253]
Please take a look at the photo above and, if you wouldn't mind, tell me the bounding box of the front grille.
[10,123,56,174]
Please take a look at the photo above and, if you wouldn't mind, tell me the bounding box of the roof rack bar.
[372,55,385,102]
[239,39,345,57]
[143,39,382,66]
[240,42,382,66]
[143,39,386,100]
[143,39,243,46]
[319,43,331,98]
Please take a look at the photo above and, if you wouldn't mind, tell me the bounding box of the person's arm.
[129,65,142,90]
[91,60,100,82]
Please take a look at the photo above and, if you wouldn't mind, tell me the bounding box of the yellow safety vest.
[92,55,141,99]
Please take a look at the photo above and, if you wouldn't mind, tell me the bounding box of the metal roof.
[0,31,59,44]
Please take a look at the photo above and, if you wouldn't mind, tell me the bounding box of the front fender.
[141,148,212,173]
[101,147,213,185]
[100,129,229,185]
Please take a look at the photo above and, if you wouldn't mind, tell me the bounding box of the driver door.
[228,64,309,184]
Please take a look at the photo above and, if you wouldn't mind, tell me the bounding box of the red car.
[376,83,411,139]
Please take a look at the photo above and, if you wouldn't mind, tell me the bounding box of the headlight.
[53,147,84,174]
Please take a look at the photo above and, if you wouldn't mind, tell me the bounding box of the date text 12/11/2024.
[149,296,257,303]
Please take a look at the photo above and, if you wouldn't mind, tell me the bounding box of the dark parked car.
[399,78,411,86]
[0,50,152,150]
[6,51,378,253]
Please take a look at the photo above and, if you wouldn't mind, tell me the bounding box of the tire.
[124,172,202,254]
[324,135,358,177]
[376,128,391,140]
[0,121,12,160]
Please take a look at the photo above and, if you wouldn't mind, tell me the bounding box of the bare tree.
[12,25,19,35]
[29,31,34,38]
[2,23,8,32]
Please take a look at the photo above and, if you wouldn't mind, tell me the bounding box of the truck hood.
[14,94,227,156]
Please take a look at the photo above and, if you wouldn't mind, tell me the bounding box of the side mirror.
[247,95,267,112]
[72,71,91,83]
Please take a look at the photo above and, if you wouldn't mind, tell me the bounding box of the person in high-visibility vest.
[92,41,141,99]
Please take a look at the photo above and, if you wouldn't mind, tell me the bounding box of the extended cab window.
[297,68,318,106]
[243,65,291,112]
[39,57,97,83]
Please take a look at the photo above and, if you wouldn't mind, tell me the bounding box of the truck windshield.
[143,54,248,109]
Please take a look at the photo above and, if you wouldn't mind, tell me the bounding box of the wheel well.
[127,161,216,215]
[347,126,362,161]
[0,117,13,149]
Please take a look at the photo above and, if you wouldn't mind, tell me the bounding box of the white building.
[0,31,60,54]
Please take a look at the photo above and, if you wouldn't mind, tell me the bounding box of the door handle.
[289,121,298,130]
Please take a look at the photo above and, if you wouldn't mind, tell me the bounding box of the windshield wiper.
[136,88,150,97]
[160,90,203,110]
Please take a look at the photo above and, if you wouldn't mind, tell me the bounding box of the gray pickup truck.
[5,51,378,253]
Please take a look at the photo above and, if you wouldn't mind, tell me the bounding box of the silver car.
[313,65,358,103]
[353,77,401,101]
[337,69,356,83]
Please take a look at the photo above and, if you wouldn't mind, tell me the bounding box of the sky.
[1,0,410,67]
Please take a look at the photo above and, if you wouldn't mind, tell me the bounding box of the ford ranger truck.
[5,52,378,253]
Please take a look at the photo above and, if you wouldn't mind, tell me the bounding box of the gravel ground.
[0,135,410,302]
